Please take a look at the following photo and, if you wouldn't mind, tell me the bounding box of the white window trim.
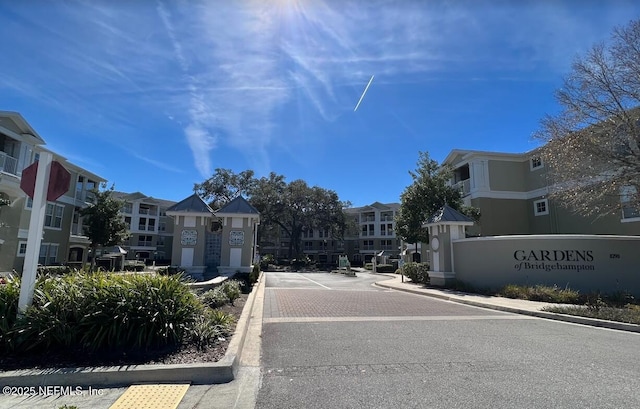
[17,240,27,257]
[44,202,64,230]
[530,157,544,171]
[533,199,549,216]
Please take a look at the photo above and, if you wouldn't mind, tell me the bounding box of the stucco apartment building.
[0,111,104,273]
[111,191,176,264]
[444,149,640,236]
[259,202,404,266]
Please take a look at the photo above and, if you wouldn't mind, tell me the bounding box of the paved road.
[256,271,640,409]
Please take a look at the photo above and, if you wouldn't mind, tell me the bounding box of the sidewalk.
[374,273,640,333]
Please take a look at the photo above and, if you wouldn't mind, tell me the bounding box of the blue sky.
[1,0,639,207]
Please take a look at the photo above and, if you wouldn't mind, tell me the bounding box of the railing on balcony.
[75,189,96,204]
[139,207,159,216]
[361,215,376,222]
[0,151,18,175]
[453,179,471,196]
[71,223,84,236]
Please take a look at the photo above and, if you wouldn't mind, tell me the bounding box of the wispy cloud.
[1,0,637,179]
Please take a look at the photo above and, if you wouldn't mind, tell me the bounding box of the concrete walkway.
[373,273,640,333]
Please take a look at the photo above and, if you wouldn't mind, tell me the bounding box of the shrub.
[220,280,242,305]
[0,274,20,350]
[201,287,229,309]
[401,262,430,284]
[499,284,581,304]
[188,310,227,350]
[250,263,260,285]
[208,309,236,328]
[37,265,73,277]
[375,264,396,273]
[260,254,274,271]
[8,272,203,353]
[158,266,186,276]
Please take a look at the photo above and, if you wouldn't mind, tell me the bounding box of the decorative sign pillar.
[215,196,260,277]
[423,205,474,287]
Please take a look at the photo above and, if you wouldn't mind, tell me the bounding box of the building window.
[138,235,153,247]
[148,219,156,231]
[156,236,166,246]
[122,202,132,214]
[304,241,313,250]
[17,241,27,257]
[44,203,64,229]
[533,199,549,216]
[530,157,543,171]
[38,243,59,265]
[159,222,166,232]
[621,186,640,220]
[363,240,374,250]
[25,197,33,209]
[381,239,393,250]
[124,216,132,229]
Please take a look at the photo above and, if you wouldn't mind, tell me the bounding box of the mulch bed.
[0,292,248,371]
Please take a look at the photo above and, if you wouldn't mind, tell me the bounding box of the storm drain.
[109,384,190,409]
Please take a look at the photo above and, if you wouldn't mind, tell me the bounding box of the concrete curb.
[375,280,640,334]
[0,272,264,388]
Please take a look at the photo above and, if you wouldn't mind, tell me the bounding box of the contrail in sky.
[354,75,375,112]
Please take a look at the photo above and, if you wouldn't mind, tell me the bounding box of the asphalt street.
[256,271,640,409]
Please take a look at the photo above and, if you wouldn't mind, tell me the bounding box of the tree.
[535,18,640,217]
[195,169,351,260]
[395,151,479,250]
[194,169,255,209]
[250,175,350,259]
[80,184,129,271]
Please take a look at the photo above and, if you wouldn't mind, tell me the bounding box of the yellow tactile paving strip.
[109,384,190,409]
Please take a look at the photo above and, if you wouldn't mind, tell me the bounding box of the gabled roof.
[217,196,259,215]
[346,202,400,213]
[425,205,474,225]
[166,193,214,214]
[0,111,44,145]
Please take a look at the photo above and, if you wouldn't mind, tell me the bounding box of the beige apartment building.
[111,191,176,264]
[0,111,104,273]
[258,202,403,266]
[444,149,640,236]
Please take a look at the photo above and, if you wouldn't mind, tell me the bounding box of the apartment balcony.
[0,151,18,175]
[380,216,394,222]
[74,189,96,205]
[138,207,159,216]
[361,216,376,222]
[453,179,471,197]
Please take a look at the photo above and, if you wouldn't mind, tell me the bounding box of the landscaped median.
[0,270,264,387]
[375,274,640,333]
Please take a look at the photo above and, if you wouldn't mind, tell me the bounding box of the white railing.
[453,179,471,196]
[0,152,18,175]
